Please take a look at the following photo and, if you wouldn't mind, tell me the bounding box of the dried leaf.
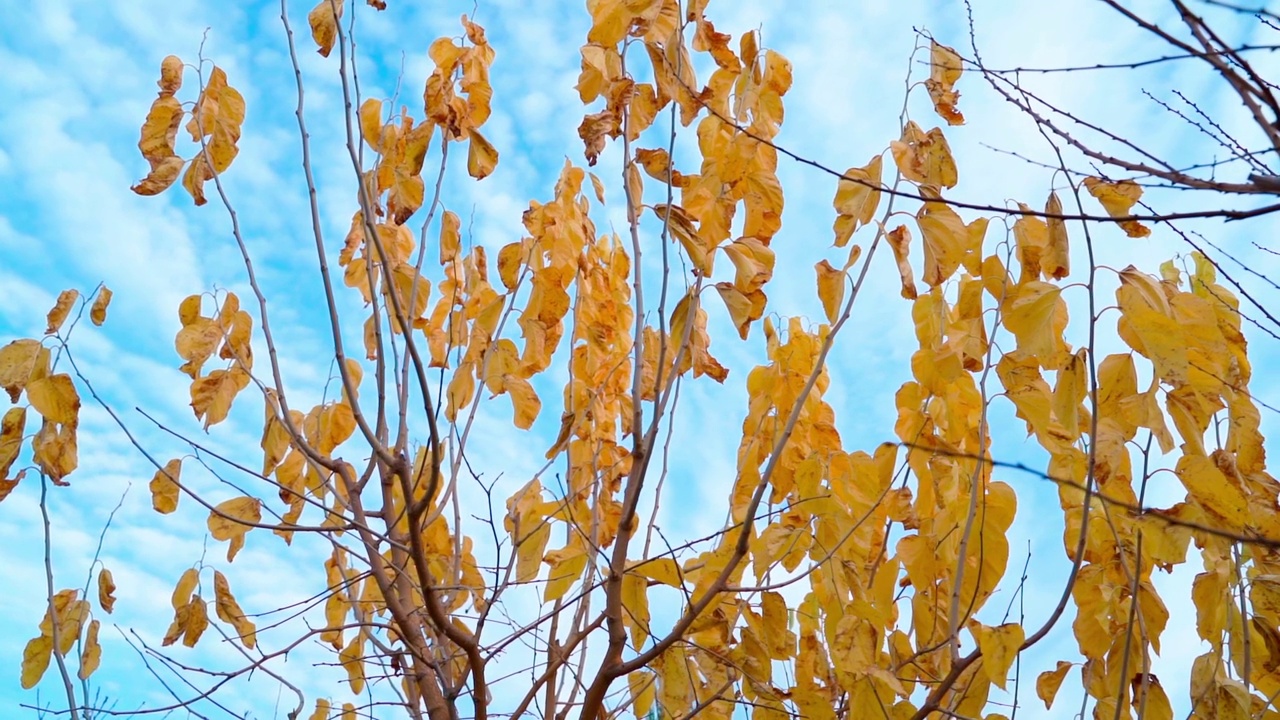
[45,290,79,335]
[149,459,182,514]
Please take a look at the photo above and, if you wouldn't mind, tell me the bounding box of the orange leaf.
[45,289,79,335]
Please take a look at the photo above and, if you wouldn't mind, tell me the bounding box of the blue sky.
[1,0,1278,718]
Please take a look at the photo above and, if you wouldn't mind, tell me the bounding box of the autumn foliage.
[3,1,1277,720]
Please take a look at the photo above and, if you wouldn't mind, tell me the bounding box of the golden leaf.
[0,407,26,480]
[77,620,101,680]
[97,568,117,614]
[32,419,77,483]
[181,595,209,648]
[27,374,80,426]
[308,699,331,720]
[45,289,79,335]
[0,339,47,403]
[621,572,650,647]
[190,367,251,428]
[445,364,476,423]
[916,201,966,287]
[1036,661,1072,709]
[714,282,765,339]
[1002,281,1066,365]
[543,543,587,602]
[925,40,964,125]
[20,635,52,689]
[890,121,957,189]
[968,620,1024,690]
[308,0,344,57]
[886,225,917,299]
[1043,192,1069,279]
[159,55,184,96]
[629,558,682,587]
[628,670,656,718]
[440,209,461,264]
[503,375,541,429]
[149,459,182,514]
[814,260,845,324]
[208,496,262,562]
[340,632,366,694]
[1083,176,1149,237]
[467,128,499,179]
[89,287,112,326]
[213,570,257,649]
[722,237,775,293]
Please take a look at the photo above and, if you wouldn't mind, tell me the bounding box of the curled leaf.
[886,225,917,299]
[308,0,345,57]
[45,290,79,335]
[1083,176,1149,238]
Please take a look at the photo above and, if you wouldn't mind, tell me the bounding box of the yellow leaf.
[440,209,461,264]
[497,241,524,291]
[543,544,587,602]
[159,55,184,96]
[0,469,24,503]
[1130,673,1173,720]
[172,568,199,610]
[97,568,116,614]
[722,237,775,293]
[1002,281,1065,364]
[652,203,712,276]
[925,40,964,125]
[45,289,79,335]
[1177,454,1248,528]
[1043,192,1069,279]
[621,573,650,647]
[628,670,656,717]
[630,558,682,587]
[308,0,344,57]
[0,406,25,480]
[213,570,257,649]
[916,201,966,287]
[208,496,262,562]
[190,367,251,428]
[341,703,356,720]
[182,595,209,647]
[503,375,541,429]
[1035,661,1071,709]
[1083,176,1149,237]
[318,402,356,454]
[515,522,551,583]
[714,283,766,339]
[149,459,182,514]
[886,225,917,299]
[890,121,957,188]
[0,339,47,403]
[358,98,383,151]
[968,620,1024,690]
[77,620,101,680]
[832,156,883,245]
[89,287,112,326]
[340,632,366,694]
[307,699,331,720]
[445,364,476,423]
[20,635,52,689]
[467,128,499,179]
[27,373,80,426]
[814,260,845,324]
[32,419,77,483]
